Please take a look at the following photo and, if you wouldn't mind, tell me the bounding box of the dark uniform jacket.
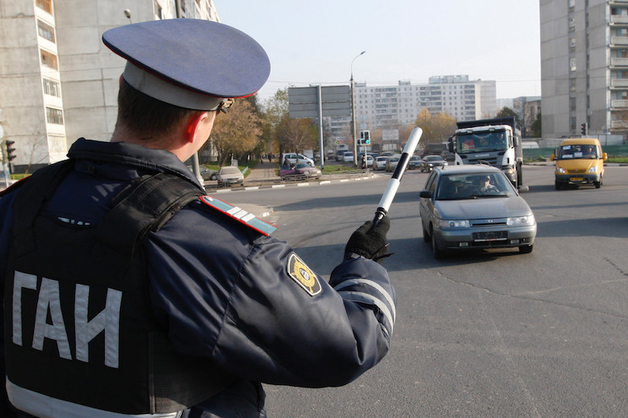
[0,139,396,418]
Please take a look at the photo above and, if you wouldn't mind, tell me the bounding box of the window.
[36,0,53,15]
[40,49,58,70]
[37,20,55,43]
[46,107,64,125]
[43,78,61,97]
[154,0,163,19]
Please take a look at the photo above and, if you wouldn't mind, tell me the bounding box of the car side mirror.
[602,152,608,161]
[419,191,432,199]
[550,154,555,161]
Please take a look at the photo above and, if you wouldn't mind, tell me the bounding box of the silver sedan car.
[419,165,536,258]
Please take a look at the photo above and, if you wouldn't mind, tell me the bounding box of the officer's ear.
[185,111,215,144]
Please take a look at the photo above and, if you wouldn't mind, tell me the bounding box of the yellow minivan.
[551,138,607,190]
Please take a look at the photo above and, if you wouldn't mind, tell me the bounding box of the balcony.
[611,78,628,88]
[611,119,628,129]
[611,99,628,108]
[611,15,628,25]
[610,0,628,4]
[611,57,628,67]
[610,36,628,46]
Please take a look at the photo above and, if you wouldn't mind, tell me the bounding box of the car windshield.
[425,156,442,161]
[295,163,311,169]
[220,167,240,175]
[435,173,515,200]
[455,129,508,154]
[557,144,597,159]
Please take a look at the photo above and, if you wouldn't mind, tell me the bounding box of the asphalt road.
[224,165,628,418]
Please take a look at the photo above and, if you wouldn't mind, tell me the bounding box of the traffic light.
[5,140,15,162]
[580,123,588,136]
[359,130,371,145]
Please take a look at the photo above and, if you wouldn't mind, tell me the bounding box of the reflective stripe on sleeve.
[7,379,181,418]
[335,290,395,334]
[333,279,396,322]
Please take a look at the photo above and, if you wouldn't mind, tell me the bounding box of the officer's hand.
[344,216,391,263]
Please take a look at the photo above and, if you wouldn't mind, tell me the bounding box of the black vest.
[4,161,232,415]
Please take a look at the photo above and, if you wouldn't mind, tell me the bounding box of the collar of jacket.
[67,138,203,189]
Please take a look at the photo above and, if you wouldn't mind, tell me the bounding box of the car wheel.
[430,227,445,259]
[519,245,533,254]
[422,223,430,243]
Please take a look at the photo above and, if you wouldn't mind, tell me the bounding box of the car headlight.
[588,166,597,173]
[439,219,470,228]
[507,214,535,226]
[556,167,566,174]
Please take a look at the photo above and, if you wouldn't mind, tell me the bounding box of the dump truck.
[448,116,523,188]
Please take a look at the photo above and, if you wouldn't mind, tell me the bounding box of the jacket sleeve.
[212,237,396,388]
[145,208,396,389]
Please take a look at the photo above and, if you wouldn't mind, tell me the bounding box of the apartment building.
[354,75,497,132]
[0,0,218,172]
[541,0,628,138]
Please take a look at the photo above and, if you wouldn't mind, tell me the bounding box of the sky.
[214,0,541,103]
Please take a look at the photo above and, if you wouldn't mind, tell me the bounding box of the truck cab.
[551,138,607,189]
[449,117,523,188]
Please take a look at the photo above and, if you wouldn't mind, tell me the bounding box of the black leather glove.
[344,216,391,263]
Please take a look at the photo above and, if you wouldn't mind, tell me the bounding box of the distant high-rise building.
[0,0,218,172]
[541,0,628,138]
[353,76,497,132]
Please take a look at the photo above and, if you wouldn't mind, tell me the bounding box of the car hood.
[434,197,532,219]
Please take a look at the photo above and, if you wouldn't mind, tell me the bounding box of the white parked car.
[216,166,244,187]
[374,156,389,170]
[281,153,314,167]
[343,152,354,163]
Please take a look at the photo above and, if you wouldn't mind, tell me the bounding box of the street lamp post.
[351,51,365,168]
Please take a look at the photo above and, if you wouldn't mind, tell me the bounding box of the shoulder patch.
[287,253,321,297]
[199,195,277,236]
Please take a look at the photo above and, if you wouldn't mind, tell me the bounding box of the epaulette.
[199,195,277,236]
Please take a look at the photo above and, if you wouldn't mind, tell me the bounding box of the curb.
[205,172,378,193]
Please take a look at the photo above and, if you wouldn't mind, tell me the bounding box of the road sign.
[288,86,351,119]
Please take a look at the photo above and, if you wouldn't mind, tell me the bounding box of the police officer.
[0,19,396,418]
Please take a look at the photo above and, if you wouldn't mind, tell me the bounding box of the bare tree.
[276,116,318,159]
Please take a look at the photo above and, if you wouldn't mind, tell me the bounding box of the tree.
[276,115,318,159]
[208,100,263,166]
[531,111,542,138]
[261,88,290,155]
[496,107,521,126]
[414,108,457,144]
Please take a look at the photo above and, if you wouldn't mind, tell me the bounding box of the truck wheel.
[555,181,562,190]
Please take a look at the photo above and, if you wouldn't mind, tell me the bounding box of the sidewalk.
[243,159,279,186]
